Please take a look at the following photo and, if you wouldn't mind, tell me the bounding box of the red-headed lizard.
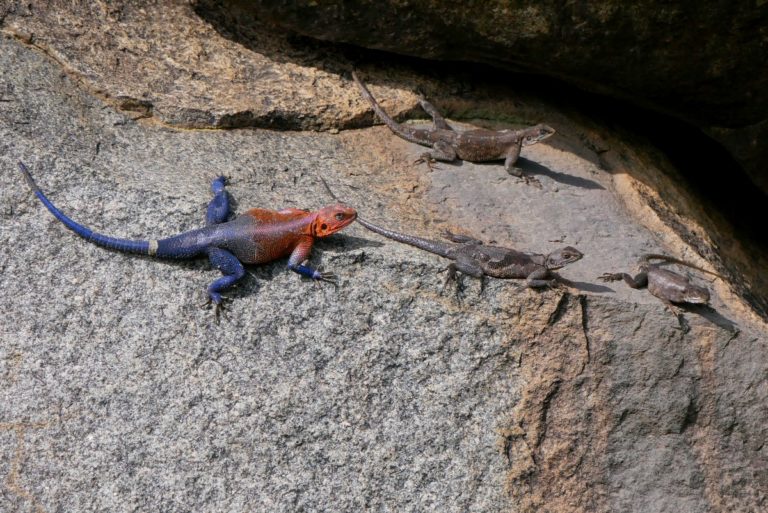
[19,162,357,318]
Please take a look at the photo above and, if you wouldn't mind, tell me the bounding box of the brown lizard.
[320,177,583,289]
[599,254,722,307]
[351,71,555,182]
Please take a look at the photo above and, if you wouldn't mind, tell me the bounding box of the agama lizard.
[19,162,357,318]
[351,71,556,181]
[599,254,721,306]
[320,177,582,289]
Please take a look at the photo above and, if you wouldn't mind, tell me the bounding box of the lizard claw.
[547,279,563,290]
[414,155,440,171]
[439,265,465,298]
[315,270,339,286]
[202,296,232,323]
[518,175,542,188]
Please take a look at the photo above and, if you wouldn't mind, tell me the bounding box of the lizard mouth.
[332,208,357,231]
[340,211,357,228]
[682,285,710,304]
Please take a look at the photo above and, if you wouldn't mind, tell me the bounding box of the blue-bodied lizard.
[18,162,357,318]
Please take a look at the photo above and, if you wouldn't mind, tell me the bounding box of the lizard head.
[545,246,583,270]
[522,124,556,146]
[312,204,357,237]
[681,283,710,304]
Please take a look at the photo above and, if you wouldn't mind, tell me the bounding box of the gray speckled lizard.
[352,71,555,182]
[320,177,583,289]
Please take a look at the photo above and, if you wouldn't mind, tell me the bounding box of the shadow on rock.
[517,158,604,190]
[564,280,615,294]
[316,234,384,252]
[683,304,740,333]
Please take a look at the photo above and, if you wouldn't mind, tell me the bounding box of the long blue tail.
[19,161,151,255]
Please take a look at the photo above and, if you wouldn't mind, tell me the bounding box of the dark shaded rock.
[224,0,768,194]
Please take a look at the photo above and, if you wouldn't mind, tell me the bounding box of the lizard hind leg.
[415,141,457,170]
[204,247,246,320]
[418,99,453,131]
[442,230,484,245]
[206,176,231,226]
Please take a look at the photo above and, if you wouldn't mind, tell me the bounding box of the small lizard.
[19,162,357,318]
[598,254,722,306]
[351,71,555,181]
[320,177,582,289]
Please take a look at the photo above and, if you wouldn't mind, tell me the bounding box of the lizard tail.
[318,174,453,258]
[354,216,453,258]
[351,71,426,145]
[18,161,154,255]
[642,253,724,279]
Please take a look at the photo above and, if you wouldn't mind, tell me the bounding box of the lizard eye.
[334,213,346,221]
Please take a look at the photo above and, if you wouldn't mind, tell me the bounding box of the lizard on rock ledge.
[599,254,722,307]
[19,162,357,318]
[352,71,555,183]
[321,177,582,290]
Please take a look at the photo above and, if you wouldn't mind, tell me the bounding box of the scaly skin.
[351,71,555,181]
[599,253,721,305]
[320,176,582,289]
[19,162,357,318]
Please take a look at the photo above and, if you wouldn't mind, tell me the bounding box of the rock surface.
[1,31,767,513]
[209,0,768,196]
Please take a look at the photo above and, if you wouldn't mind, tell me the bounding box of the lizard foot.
[438,265,464,297]
[517,175,542,188]
[313,269,339,287]
[414,155,441,171]
[663,301,690,333]
[598,273,621,283]
[545,279,562,290]
[202,296,232,323]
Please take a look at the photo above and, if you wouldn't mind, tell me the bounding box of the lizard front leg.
[503,141,524,176]
[442,257,485,295]
[205,247,246,320]
[598,272,649,289]
[287,236,337,283]
[418,99,453,131]
[525,268,557,288]
[206,176,231,226]
[415,141,457,170]
[504,141,541,187]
